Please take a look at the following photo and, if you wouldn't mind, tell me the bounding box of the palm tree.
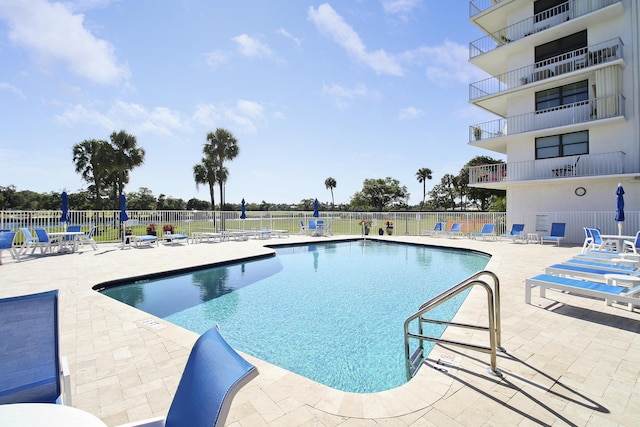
[72,139,110,209]
[193,157,221,209]
[415,167,433,210]
[324,177,337,209]
[109,130,145,205]
[203,128,239,225]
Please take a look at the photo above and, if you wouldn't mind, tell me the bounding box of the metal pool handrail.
[404,270,504,378]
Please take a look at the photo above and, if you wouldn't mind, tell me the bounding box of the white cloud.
[402,40,488,85]
[203,50,230,70]
[232,34,273,58]
[398,106,423,120]
[323,82,379,108]
[308,3,403,76]
[0,0,130,85]
[193,101,267,134]
[0,82,26,99]
[276,28,301,48]
[381,0,422,16]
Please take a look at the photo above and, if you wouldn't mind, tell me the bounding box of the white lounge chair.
[541,223,566,246]
[469,223,495,240]
[446,222,465,238]
[421,222,446,237]
[525,273,640,311]
[545,263,639,282]
[163,231,189,245]
[500,224,525,242]
[77,226,98,250]
[0,231,20,264]
[623,231,640,254]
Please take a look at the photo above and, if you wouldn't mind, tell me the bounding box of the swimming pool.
[101,240,489,393]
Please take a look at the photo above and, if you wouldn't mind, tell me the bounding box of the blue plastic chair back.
[512,224,525,235]
[0,290,61,404]
[65,225,81,241]
[20,227,35,243]
[165,327,257,427]
[449,223,462,232]
[34,228,50,243]
[590,228,604,245]
[0,231,16,250]
[480,224,494,234]
[308,220,317,230]
[434,222,443,231]
[549,223,566,237]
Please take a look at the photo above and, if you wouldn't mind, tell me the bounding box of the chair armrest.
[61,356,72,406]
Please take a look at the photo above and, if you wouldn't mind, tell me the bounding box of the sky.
[0,0,500,206]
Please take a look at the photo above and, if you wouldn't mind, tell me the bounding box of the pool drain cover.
[140,318,165,330]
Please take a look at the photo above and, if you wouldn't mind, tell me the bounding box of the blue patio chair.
[19,227,37,254]
[33,228,59,254]
[500,224,525,242]
[298,220,306,235]
[308,220,317,236]
[118,327,257,427]
[469,223,496,240]
[0,290,71,405]
[541,223,566,246]
[446,222,465,238]
[0,230,20,264]
[583,228,616,253]
[421,222,446,237]
[623,231,640,254]
[77,225,98,250]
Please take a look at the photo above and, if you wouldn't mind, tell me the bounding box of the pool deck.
[1,235,639,426]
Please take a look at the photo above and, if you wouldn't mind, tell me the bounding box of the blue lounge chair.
[77,226,98,250]
[163,231,189,245]
[0,231,20,264]
[118,327,257,427]
[469,223,495,240]
[525,273,640,311]
[582,228,616,254]
[33,228,59,254]
[564,259,637,273]
[19,227,37,254]
[500,224,525,242]
[446,222,465,238]
[421,222,446,237]
[541,223,566,246]
[0,290,71,405]
[544,263,640,282]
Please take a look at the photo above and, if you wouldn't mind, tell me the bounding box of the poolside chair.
[623,231,640,254]
[525,273,640,311]
[421,222,446,237]
[32,228,60,254]
[163,230,189,245]
[0,290,71,405]
[308,220,318,236]
[298,220,306,235]
[77,225,98,250]
[583,228,616,253]
[446,222,465,238]
[117,327,257,427]
[19,227,37,254]
[0,231,20,264]
[500,224,525,242]
[544,262,640,282]
[541,223,566,246]
[469,223,495,240]
[60,225,81,252]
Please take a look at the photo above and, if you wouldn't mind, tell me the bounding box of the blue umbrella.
[240,198,246,220]
[60,191,70,224]
[615,183,625,234]
[313,198,319,218]
[119,194,129,222]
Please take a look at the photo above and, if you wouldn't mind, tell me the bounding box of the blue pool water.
[101,240,489,393]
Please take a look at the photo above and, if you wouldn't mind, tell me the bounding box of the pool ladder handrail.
[404,270,504,378]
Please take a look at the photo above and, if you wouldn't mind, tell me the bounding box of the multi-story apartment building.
[467,0,639,242]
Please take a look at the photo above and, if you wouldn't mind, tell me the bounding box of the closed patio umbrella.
[240,198,246,220]
[60,191,70,225]
[313,199,319,218]
[119,194,129,222]
[615,183,625,235]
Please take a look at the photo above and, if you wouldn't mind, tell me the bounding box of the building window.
[535,30,587,63]
[536,131,589,159]
[534,0,570,23]
[536,80,588,111]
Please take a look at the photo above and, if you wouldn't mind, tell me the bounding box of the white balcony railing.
[470,38,623,100]
[469,94,624,142]
[468,151,625,185]
[469,0,622,59]
[469,0,508,17]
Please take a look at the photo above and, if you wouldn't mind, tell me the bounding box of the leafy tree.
[72,139,111,209]
[350,177,409,211]
[109,130,145,207]
[186,198,210,210]
[415,167,432,210]
[0,185,17,209]
[127,187,157,210]
[428,174,457,210]
[203,128,239,225]
[324,177,337,208]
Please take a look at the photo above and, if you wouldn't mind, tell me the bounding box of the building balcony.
[469,0,509,18]
[469,93,625,146]
[469,0,623,75]
[470,38,623,115]
[468,151,625,186]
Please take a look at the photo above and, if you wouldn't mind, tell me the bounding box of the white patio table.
[600,234,635,252]
[0,403,107,426]
[48,231,85,253]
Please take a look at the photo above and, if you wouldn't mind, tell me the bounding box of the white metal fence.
[2,210,636,245]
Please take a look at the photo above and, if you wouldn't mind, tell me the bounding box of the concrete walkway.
[1,235,638,426]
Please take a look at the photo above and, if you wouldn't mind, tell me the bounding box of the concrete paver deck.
[1,235,638,426]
